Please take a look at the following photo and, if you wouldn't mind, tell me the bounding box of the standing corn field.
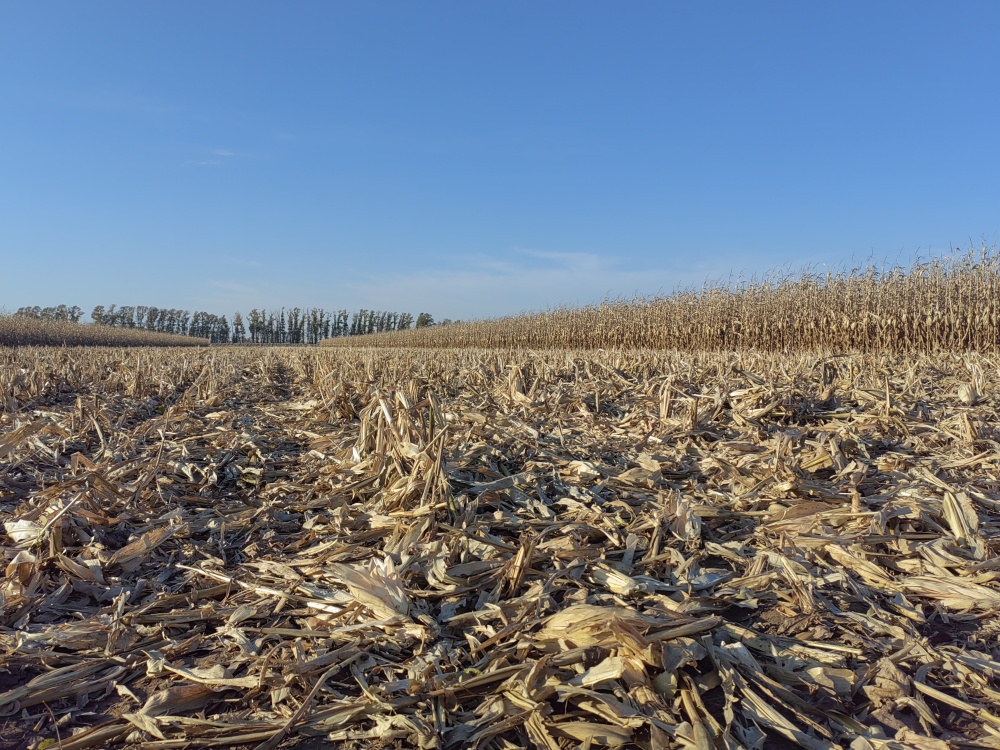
[324,249,1000,352]
[0,315,208,346]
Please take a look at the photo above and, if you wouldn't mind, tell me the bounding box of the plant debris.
[2,346,1000,749]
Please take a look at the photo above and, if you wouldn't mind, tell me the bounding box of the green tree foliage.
[231,312,246,344]
[16,305,83,322]
[82,304,433,343]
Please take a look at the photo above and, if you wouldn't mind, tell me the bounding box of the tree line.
[14,304,438,344]
[15,305,84,323]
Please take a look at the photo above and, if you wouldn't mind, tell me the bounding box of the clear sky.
[2,2,998,321]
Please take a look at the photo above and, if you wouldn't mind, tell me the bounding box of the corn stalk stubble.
[0,346,999,748]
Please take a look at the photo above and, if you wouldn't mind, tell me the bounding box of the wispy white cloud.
[515,247,604,269]
[183,148,238,167]
[208,280,258,295]
[222,255,263,269]
[348,248,727,320]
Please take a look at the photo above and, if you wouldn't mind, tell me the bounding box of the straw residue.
[2,346,1000,748]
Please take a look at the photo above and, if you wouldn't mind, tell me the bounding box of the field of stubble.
[2,346,1000,750]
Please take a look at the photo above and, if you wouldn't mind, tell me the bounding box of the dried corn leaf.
[3,347,1000,750]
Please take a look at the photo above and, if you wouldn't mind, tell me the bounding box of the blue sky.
[2,2,998,321]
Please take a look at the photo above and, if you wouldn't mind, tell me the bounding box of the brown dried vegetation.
[2,346,1000,749]
[0,317,207,347]
[325,249,1000,351]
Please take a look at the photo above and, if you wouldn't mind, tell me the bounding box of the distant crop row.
[323,249,1000,352]
[0,316,208,347]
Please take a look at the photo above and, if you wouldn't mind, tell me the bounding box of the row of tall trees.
[15,305,84,323]
[80,305,435,344]
[91,306,192,334]
[242,308,348,344]
[349,309,416,336]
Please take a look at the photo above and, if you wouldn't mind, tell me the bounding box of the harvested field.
[0,317,207,347]
[2,346,1000,749]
